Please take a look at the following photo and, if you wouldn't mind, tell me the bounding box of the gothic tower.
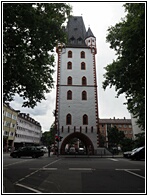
[56,16,99,154]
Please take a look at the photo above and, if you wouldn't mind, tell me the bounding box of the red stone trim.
[55,47,61,127]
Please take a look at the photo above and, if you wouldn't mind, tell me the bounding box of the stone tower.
[55,16,99,154]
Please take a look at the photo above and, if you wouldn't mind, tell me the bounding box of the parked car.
[78,147,85,154]
[36,146,48,153]
[10,146,44,158]
[130,146,145,160]
[123,148,138,158]
[69,147,76,154]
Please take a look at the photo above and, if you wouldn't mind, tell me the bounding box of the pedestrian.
[48,145,51,157]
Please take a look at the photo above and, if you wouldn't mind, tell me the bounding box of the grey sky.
[10,2,131,131]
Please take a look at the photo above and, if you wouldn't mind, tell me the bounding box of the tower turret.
[85,27,97,54]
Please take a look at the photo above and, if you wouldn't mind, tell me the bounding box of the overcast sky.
[10,2,131,131]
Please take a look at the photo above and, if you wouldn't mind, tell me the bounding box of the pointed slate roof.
[85,27,95,39]
[66,16,87,47]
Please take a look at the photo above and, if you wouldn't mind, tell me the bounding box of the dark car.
[10,146,44,158]
[130,146,145,160]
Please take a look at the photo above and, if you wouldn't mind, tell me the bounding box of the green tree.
[41,123,56,146]
[3,3,72,108]
[98,133,106,147]
[134,132,145,148]
[120,138,134,152]
[103,3,145,130]
[108,126,125,147]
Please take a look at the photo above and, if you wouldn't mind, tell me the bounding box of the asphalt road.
[3,153,145,194]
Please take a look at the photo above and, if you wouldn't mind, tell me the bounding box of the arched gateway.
[55,16,99,155]
[60,132,94,155]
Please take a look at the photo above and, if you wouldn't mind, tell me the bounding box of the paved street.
[3,153,145,193]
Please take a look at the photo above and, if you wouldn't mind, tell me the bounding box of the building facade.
[55,16,99,154]
[99,117,133,147]
[3,103,42,151]
[3,103,18,151]
[14,113,42,148]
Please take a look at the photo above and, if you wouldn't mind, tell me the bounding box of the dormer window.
[70,36,75,44]
[78,37,82,45]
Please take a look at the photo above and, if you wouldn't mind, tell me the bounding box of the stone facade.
[55,16,99,154]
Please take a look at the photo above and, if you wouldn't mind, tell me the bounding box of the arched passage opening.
[60,132,94,155]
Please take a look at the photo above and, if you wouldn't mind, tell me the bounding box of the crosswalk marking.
[69,168,94,171]
[109,158,119,161]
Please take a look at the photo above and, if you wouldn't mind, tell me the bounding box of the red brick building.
[99,117,133,147]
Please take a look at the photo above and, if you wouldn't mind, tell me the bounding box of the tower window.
[67,62,72,69]
[82,91,87,100]
[83,114,88,125]
[68,51,72,58]
[81,62,86,70]
[66,114,72,125]
[78,37,82,44]
[81,51,85,58]
[67,76,72,85]
[67,90,72,100]
[82,76,87,85]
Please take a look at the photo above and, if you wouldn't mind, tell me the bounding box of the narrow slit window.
[68,51,72,58]
[81,51,85,58]
[82,76,87,85]
[81,62,86,70]
[66,114,72,125]
[67,62,72,69]
[82,91,87,100]
[67,76,72,85]
[83,114,88,125]
[67,90,72,100]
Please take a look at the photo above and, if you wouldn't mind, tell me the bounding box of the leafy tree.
[120,138,134,152]
[98,133,106,147]
[134,132,145,148]
[41,123,56,146]
[107,126,125,148]
[3,3,72,108]
[103,3,145,130]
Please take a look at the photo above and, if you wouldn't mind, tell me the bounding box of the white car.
[123,148,138,158]
[37,146,48,153]
[69,147,76,154]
